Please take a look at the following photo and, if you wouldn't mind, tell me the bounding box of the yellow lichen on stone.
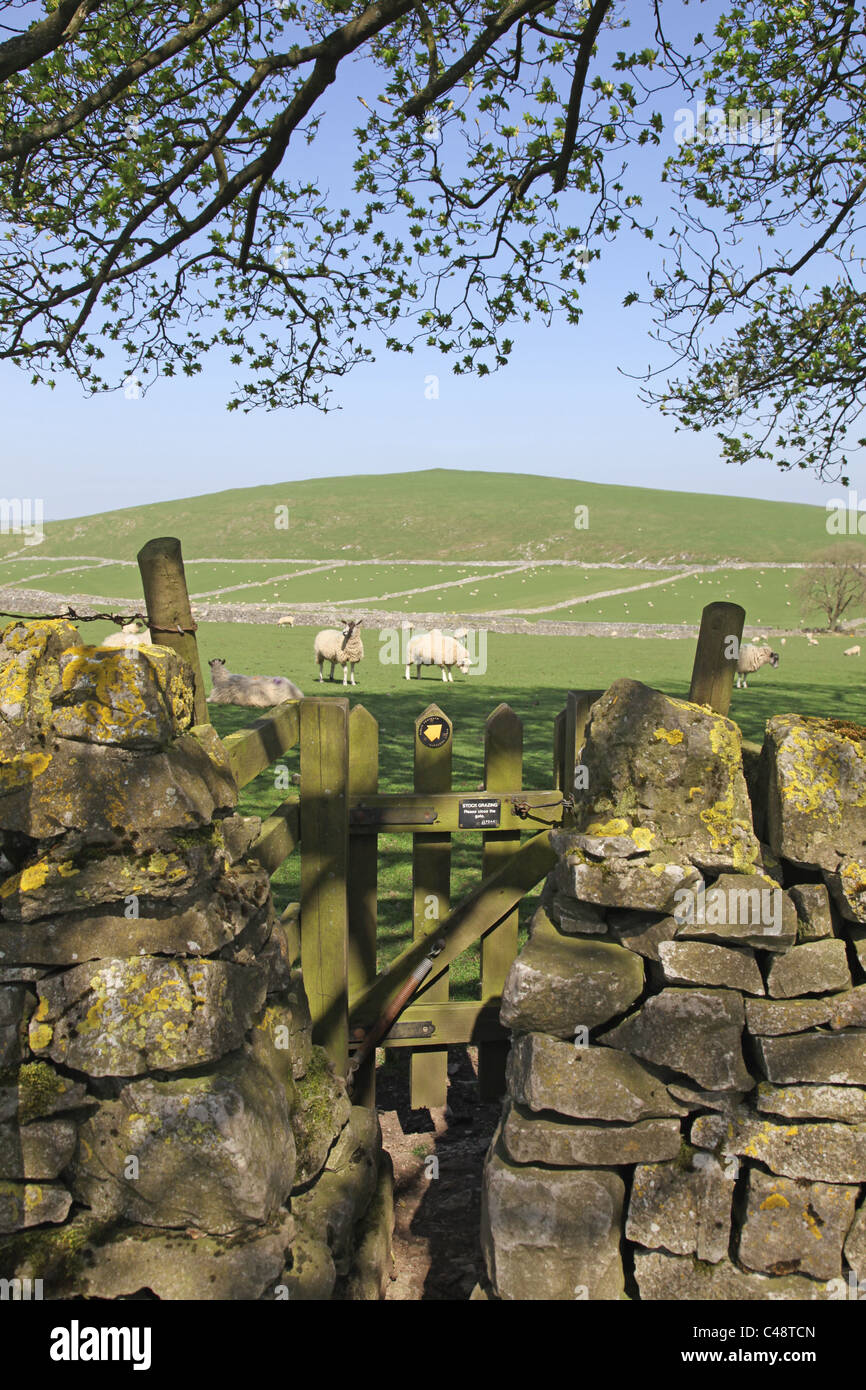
[654,727,684,745]
[0,749,52,793]
[585,818,630,836]
[759,1193,789,1211]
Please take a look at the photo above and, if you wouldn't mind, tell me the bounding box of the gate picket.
[478,704,523,1100]
[348,705,379,1108]
[410,703,452,1110]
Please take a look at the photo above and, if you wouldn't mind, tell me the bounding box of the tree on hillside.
[798,547,866,631]
[0,0,864,481]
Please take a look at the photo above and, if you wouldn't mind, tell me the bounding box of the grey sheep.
[314,618,364,686]
[735,644,779,689]
[207,657,303,707]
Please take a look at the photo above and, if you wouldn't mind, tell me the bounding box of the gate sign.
[418,715,451,748]
[458,798,501,829]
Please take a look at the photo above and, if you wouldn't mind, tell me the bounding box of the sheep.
[734,644,780,689]
[405,628,473,682]
[100,619,153,650]
[278,615,295,627]
[806,635,819,646]
[207,658,303,707]
[314,619,364,686]
[844,645,861,657]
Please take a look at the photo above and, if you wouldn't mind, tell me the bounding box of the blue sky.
[2,1,861,522]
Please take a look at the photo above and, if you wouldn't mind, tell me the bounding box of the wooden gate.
[220,692,582,1110]
[131,535,748,1113]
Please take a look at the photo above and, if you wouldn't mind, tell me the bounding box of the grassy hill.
[0,469,858,565]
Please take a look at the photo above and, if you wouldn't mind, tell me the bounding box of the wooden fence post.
[566,690,604,790]
[137,536,209,725]
[689,602,746,716]
[479,703,522,1100]
[348,705,379,1108]
[410,702,452,1110]
[300,698,350,1073]
[553,708,565,791]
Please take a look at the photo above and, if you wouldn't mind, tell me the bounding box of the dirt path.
[375,1048,501,1300]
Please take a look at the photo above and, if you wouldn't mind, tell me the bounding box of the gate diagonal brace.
[348,828,557,1041]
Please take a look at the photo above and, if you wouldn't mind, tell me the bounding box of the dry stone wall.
[0,619,392,1300]
[480,678,866,1301]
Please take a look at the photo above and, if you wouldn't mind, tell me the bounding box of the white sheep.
[207,658,303,707]
[278,615,295,627]
[314,619,364,686]
[734,644,780,689]
[844,645,861,656]
[806,635,819,646]
[405,629,473,682]
[99,619,153,650]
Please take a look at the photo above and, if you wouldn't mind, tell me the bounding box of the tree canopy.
[0,0,863,481]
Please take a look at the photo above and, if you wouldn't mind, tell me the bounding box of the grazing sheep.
[314,619,364,686]
[734,644,780,689]
[405,629,473,682]
[207,658,303,707]
[844,645,861,656]
[278,615,295,627]
[100,619,153,650]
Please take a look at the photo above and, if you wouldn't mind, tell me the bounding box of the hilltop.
[0,470,853,566]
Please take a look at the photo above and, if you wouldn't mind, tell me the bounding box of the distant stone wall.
[480,679,866,1301]
[0,620,392,1300]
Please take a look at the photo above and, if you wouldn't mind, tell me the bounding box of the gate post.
[689,601,746,716]
[300,698,350,1073]
[137,536,209,724]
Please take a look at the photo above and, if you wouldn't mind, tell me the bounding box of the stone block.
[789,883,834,941]
[765,939,851,998]
[764,714,866,872]
[657,940,764,994]
[756,1083,866,1123]
[0,865,272,965]
[0,1118,77,1179]
[69,1053,296,1234]
[691,1110,866,1184]
[505,1033,686,1123]
[674,873,796,951]
[634,1248,840,1300]
[51,643,194,748]
[565,679,761,874]
[500,931,643,1037]
[501,1101,681,1166]
[755,1032,866,1086]
[29,956,266,1075]
[291,1045,352,1186]
[738,1169,857,1280]
[0,1181,72,1234]
[626,1155,735,1262]
[482,1136,624,1300]
[600,988,752,1091]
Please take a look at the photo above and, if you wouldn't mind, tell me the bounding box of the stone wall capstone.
[0,620,392,1300]
[480,678,866,1301]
